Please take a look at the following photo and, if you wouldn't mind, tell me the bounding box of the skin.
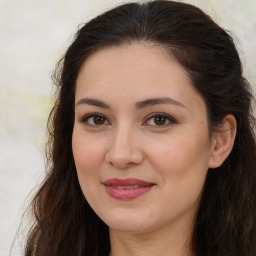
[72,43,236,256]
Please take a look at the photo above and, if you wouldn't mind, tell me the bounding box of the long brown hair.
[24,1,256,255]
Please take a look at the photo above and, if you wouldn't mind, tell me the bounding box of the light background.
[0,0,255,255]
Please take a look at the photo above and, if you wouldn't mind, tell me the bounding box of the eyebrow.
[75,97,185,109]
[135,97,185,109]
[76,98,111,109]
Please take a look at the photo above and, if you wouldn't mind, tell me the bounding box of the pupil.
[154,116,166,125]
[94,116,105,125]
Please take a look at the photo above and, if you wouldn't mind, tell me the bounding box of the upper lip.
[103,178,154,187]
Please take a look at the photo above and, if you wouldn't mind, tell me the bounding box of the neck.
[109,221,194,256]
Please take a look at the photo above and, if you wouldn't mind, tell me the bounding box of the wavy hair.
[24,1,256,255]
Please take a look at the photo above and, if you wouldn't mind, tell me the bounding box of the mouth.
[103,178,155,200]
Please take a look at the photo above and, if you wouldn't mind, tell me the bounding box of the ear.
[208,114,237,168]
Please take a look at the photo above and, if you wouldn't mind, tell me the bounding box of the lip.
[103,178,155,200]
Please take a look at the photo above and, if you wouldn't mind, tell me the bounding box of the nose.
[105,125,144,169]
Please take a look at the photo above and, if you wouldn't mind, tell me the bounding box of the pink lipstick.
[103,178,154,200]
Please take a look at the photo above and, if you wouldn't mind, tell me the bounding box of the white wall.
[0,0,255,255]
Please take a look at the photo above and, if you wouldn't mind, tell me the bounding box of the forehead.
[75,43,203,108]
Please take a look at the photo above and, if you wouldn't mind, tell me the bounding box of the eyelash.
[80,112,176,127]
[80,113,110,127]
[143,112,177,127]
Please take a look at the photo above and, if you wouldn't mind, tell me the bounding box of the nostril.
[105,141,144,168]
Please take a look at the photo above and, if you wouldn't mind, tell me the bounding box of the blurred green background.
[0,0,255,255]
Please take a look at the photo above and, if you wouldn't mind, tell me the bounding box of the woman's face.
[72,43,215,235]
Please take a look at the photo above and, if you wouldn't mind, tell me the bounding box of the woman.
[24,1,256,255]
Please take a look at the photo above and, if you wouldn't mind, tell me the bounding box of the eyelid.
[79,112,176,127]
[80,112,111,126]
[143,112,177,126]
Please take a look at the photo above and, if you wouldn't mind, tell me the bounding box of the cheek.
[72,134,104,171]
[72,133,107,201]
[153,138,209,213]
[149,129,210,186]
[72,134,105,203]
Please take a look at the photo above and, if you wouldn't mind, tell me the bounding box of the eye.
[80,113,110,127]
[143,113,176,127]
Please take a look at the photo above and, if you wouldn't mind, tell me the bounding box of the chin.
[109,222,150,233]
[102,212,155,233]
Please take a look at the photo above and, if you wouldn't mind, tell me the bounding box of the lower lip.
[104,185,154,200]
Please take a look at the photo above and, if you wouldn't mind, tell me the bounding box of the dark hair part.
[24,1,256,255]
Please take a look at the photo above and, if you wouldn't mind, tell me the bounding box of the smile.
[103,178,155,200]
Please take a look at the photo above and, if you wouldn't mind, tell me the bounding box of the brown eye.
[93,115,106,125]
[81,113,110,127]
[143,113,176,127]
[154,116,167,125]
